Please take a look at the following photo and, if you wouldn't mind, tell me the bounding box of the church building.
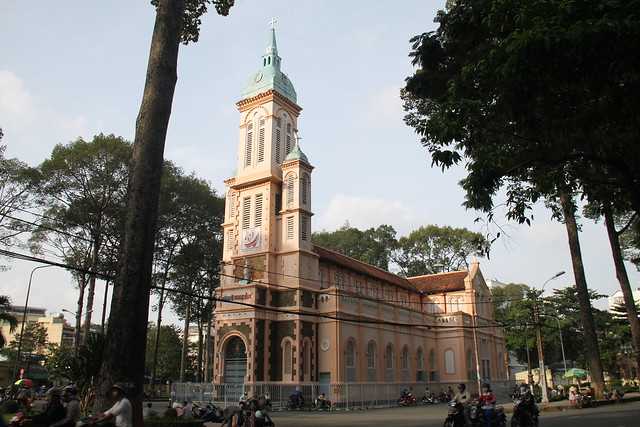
[213,27,508,395]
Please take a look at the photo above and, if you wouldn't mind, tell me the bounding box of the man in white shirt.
[94,384,132,427]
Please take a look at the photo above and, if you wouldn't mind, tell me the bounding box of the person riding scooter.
[479,383,497,427]
[453,383,471,426]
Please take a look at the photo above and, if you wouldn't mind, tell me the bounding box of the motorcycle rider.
[479,383,497,427]
[513,384,538,426]
[453,383,471,426]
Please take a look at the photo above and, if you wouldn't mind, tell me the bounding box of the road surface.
[271,401,640,427]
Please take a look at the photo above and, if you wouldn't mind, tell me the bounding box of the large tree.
[32,134,130,348]
[98,2,234,421]
[145,323,182,382]
[0,295,18,348]
[395,225,488,276]
[400,0,640,397]
[312,224,397,270]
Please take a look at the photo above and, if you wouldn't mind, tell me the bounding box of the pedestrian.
[92,384,132,427]
[568,385,577,406]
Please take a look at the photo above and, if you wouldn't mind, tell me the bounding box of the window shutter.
[245,123,253,166]
[301,215,308,240]
[258,119,265,162]
[301,174,309,204]
[242,197,251,229]
[285,123,292,154]
[254,194,263,227]
[228,193,235,220]
[286,216,294,239]
[226,230,234,250]
[286,174,294,207]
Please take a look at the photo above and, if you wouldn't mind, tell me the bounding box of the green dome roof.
[285,143,309,164]
[241,28,297,104]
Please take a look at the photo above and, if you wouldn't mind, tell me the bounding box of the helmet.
[255,410,264,418]
[110,383,126,395]
[63,385,78,395]
[458,383,466,391]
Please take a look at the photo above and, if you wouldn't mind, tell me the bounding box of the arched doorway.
[223,336,247,384]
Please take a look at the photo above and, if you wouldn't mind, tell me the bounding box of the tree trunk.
[180,302,191,382]
[196,318,203,382]
[559,190,605,398]
[150,288,165,394]
[83,236,101,343]
[74,276,86,354]
[95,0,185,423]
[603,203,640,374]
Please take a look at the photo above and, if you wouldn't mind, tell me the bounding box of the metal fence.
[171,380,516,410]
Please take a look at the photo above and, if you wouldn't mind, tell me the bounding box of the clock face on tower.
[255,72,263,82]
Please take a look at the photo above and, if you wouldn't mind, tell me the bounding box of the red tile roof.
[407,271,468,294]
[313,245,417,291]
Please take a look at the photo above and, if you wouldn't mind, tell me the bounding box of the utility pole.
[525,326,533,391]
[533,299,549,404]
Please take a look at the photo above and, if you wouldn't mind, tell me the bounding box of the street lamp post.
[12,264,55,379]
[535,270,566,405]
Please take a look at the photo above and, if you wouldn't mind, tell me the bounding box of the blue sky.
[1,0,638,326]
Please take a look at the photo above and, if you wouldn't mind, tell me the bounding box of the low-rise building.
[0,306,75,350]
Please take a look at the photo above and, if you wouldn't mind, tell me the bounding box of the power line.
[0,247,531,330]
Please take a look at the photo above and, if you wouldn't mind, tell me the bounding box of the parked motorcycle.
[575,392,593,409]
[398,392,417,406]
[443,401,466,427]
[193,402,225,423]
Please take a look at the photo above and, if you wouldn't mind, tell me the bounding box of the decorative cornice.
[236,89,302,115]
[281,158,314,171]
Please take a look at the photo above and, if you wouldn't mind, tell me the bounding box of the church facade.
[213,28,508,392]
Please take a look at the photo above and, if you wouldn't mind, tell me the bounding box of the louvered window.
[254,194,263,227]
[245,123,253,166]
[285,123,292,155]
[301,173,309,204]
[257,119,265,162]
[275,119,282,163]
[286,216,294,239]
[227,193,235,220]
[226,230,234,250]
[275,192,282,215]
[286,174,295,208]
[242,197,251,229]
[301,215,308,241]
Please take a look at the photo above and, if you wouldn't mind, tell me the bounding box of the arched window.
[275,118,282,163]
[429,349,436,370]
[401,346,409,370]
[257,118,265,162]
[301,173,309,205]
[416,347,425,381]
[302,338,311,382]
[366,340,377,382]
[245,123,253,166]
[345,339,356,382]
[444,349,455,374]
[285,123,292,155]
[385,343,394,381]
[282,339,293,381]
[286,173,295,207]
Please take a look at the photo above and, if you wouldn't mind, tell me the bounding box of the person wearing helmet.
[479,383,497,427]
[29,387,65,427]
[51,386,81,427]
[93,384,132,427]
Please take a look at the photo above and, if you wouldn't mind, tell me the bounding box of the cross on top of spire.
[269,17,278,30]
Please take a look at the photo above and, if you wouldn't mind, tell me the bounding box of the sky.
[1,0,638,328]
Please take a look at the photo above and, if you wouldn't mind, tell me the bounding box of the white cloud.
[0,70,36,124]
[364,85,403,127]
[314,193,418,234]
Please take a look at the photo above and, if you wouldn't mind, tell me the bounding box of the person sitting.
[29,387,65,427]
[290,387,304,408]
[479,383,497,427]
[50,386,81,427]
[143,402,158,419]
[182,401,193,418]
[315,393,330,410]
[239,392,249,409]
[91,384,132,427]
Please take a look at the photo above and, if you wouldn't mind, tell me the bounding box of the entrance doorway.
[223,336,247,384]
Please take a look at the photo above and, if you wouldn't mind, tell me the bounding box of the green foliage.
[312,223,398,270]
[145,324,183,381]
[31,134,131,281]
[395,225,489,276]
[402,0,640,222]
[46,332,104,390]
[150,0,235,44]
[1,321,48,360]
[0,295,18,348]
